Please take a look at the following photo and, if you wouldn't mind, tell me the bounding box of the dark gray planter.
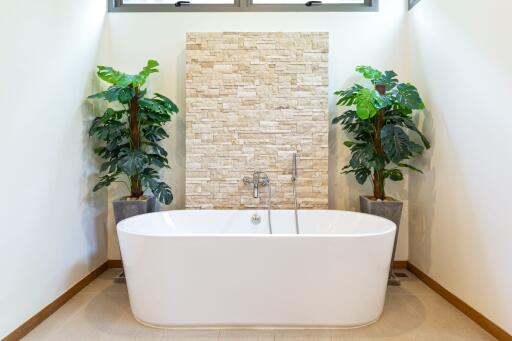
[113,196,158,224]
[360,195,403,286]
[112,196,159,283]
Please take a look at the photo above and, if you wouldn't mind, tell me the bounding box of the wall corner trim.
[407,262,511,340]
[2,262,109,341]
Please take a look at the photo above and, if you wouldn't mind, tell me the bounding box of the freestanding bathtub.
[117,209,396,328]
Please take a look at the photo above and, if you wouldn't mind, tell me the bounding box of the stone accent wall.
[186,32,328,209]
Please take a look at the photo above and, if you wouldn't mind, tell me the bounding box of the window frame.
[408,0,421,10]
[108,0,378,13]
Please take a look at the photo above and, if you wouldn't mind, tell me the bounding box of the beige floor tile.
[218,329,274,340]
[81,270,127,294]
[406,294,494,340]
[160,329,220,340]
[273,329,332,341]
[50,292,129,340]
[109,311,164,340]
[386,271,435,296]
[22,294,96,340]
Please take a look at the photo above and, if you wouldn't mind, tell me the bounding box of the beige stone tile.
[185,32,329,210]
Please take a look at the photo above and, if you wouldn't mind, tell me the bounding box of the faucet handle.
[242,176,253,184]
[259,174,270,185]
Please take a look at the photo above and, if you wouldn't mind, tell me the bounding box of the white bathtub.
[117,209,396,328]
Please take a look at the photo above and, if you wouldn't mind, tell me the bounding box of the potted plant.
[332,66,430,285]
[88,60,178,224]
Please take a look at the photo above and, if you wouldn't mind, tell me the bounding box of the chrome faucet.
[243,171,272,234]
[243,171,269,198]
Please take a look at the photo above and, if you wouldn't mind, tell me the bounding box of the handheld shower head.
[292,153,297,181]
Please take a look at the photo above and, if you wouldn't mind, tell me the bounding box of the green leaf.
[392,83,425,110]
[143,126,169,142]
[147,142,168,157]
[375,70,398,90]
[381,125,411,164]
[356,66,382,81]
[147,154,169,168]
[354,168,372,184]
[96,66,135,87]
[88,86,123,102]
[398,163,423,173]
[401,118,431,149]
[154,93,179,113]
[355,88,379,119]
[141,167,158,181]
[118,87,135,104]
[349,143,376,169]
[151,181,173,205]
[332,115,343,124]
[89,119,125,141]
[368,155,386,171]
[137,60,160,84]
[147,60,159,69]
[96,66,124,84]
[384,169,404,181]
[335,84,363,106]
[99,158,119,173]
[139,98,166,114]
[117,149,149,176]
[100,108,125,122]
[384,112,430,149]
[93,173,119,192]
[374,94,392,109]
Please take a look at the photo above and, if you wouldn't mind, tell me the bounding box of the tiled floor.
[24,269,493,340]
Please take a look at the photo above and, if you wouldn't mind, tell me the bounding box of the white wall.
[0,1,108,338]
[408,0,512,334]
[106,0,412,260]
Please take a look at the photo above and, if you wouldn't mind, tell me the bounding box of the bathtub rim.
[117,209,396,238]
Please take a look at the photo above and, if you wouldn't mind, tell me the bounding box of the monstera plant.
[332,66,429,200]
[332,66,429,285]
[88,60,178,225]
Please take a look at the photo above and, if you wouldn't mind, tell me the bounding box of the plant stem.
[373,84,386,200]
[128,86,143,198]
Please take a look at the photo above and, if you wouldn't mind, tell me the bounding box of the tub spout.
[243,171,268,199]
[253,183,259,198]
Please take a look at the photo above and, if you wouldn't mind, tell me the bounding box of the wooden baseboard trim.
[107,259,123,268]
[3,261,109,341]
[407,262,511,340]
[393,260,408,269]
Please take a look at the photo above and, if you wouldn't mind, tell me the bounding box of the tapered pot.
[360,195,403,286]
[112,196,159,282]
[113,196,158,224]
